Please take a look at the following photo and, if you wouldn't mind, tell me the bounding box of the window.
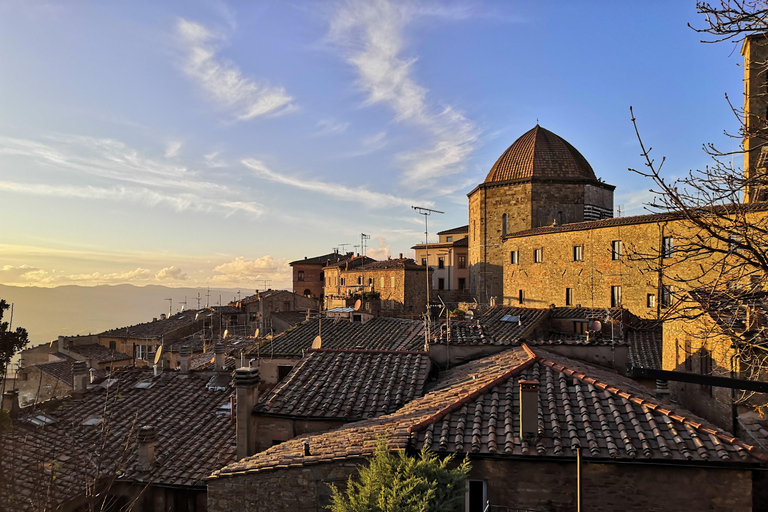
[557,211,563,225]
[109,341,116,350]
[518,289,525,305]
[277,365,293,381]
[611,285,622,307]
[661,285,673,308]
[565,288,574,306]
[647,293,656,308]
[458,255,466,269]
[136,345,148,360]
[438,278,445,290]
[573,245,584,261]
[510,250,519,265]
[446,236,453,242]
[319,271,324,282]
[458,278,466,290]
[368,277,373,286]
[611,240,623,260]
[533,248,543,263]
[574,321,588,334]
[297,270,305,281]
[380,277,385,287]
[438,257,445,269]
[390,276,395,287]
[421,258,427,266]
[467,480,487,512]
[729,234,742,254]
[662,236,674,258]
[357,276,363,285]
[340,277,345,286]
[501,213,508,236]
[284,301,291,311]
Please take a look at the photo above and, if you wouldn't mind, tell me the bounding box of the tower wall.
[742,34,768,202]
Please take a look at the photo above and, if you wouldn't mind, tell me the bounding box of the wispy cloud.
[210,255,291,287]
[328,0,478,188]
[315,118,350,137]
[0,135,264,218]
[177,18,296,121]
[165,140,183,158]
[204,150,227,168]
[242,157,430,209]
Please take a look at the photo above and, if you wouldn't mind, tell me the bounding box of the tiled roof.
[431,307,548,346]
[626,325,663,370]
[34,354,78,387]
[255,349,430,420]
[291,252,354,266]
[68,344,132,363]
[213,346,767,478]
[1,366,235,510]
[250,317,425,358]
[452,237,468,247]
[437,225,469,235]
[208,305,242,315]
[412,238,468,249]
[549,307,624,321]
[98,310,202,339]
[357,258,423,271]
[272,310,313,326]
[484,126,598,184]
[324,256,377,269]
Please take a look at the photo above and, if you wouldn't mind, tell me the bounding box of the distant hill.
[0,284,247,348]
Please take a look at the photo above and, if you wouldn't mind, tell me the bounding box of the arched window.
[501,213,508,236]
[557,211,563,225]
[303,289,311,297]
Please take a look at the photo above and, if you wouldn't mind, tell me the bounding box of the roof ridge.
[408,348,537,433]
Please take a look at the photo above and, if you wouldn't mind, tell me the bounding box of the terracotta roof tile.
[626,325,663,370]
[290,252,355,266]
[214,346,767,478]
[255,349,430,420]
[68,344,131,363]
[437,225,468,235]
[99,310,203,339]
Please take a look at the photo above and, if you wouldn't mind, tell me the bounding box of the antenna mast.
[412,205,443,347]
[165,297,173,317]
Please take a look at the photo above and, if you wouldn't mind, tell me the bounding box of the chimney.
[235,366,260,460]
[2,390,20,416]
[72,360,88,395]
[179,345,191,375]
[137,425,156,471]
[214,343,226,371]
[399,253,403,259]
[519,380,539,437]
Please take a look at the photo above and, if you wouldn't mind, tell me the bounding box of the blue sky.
[0,0,745,290]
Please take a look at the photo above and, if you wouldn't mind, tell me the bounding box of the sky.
[0,0,748,291]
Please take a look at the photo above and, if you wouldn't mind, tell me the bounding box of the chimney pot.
[399,253,403,259]
[2,390,20,416]
[179,345,191,375]
[214,343,226,371]
[137,425,156,471]
[72,360,89,395]
[235,367,261,460]
[519,379,539,437]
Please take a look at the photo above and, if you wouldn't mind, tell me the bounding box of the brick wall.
[292,263,325,299]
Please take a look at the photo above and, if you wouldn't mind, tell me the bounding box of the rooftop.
[67,343,132,364]
[437,225,469,235]
[484,126,599,184]
[2,366,235,510]
[255,348,430,421]
[98,310,203,340]
[214,346,767,478]
[249,316,425,358]
[290,251,354,266]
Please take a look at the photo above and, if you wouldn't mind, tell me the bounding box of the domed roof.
[484,125,596,183]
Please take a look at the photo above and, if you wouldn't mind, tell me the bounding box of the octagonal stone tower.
[467,125,615,303]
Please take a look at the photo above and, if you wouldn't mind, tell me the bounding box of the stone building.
[209,346,768,512]
[233,290,318,335]
[412,225,470,302]
[290,251,355,299]
[467,125,615,304]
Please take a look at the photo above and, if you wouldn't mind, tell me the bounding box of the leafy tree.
[328,439,470,512]
[0,299,28,378]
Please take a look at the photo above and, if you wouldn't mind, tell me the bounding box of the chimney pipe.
[72,360,88,395]
[235,366,260,460]
[137,425,156,471]
[214,343,226,371]
[399,253,403,259]
[519,379,539,437]
[179,345,191,375]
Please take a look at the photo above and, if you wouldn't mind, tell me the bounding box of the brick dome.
[484,125,596,183]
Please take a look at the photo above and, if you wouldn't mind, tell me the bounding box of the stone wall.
[208,457,752,512]
[254,416,346,453]
[292,263,325,299]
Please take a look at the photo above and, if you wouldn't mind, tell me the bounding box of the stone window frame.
[611,240,623,260]
[438,257,445,269]
[380,277,385,288]
[572,245,584,262]
[518,289,525,305]
[661,285,673,308]
[297,270,305,282]
[501,213,508,236]
[565,288,574,306]
[458,255,467,269]
[533,248,543,263]
[421,257,427,266]
[510,250,519,265]
[446,236,453,242]
[390,276,396,287]
[647,293,656,308]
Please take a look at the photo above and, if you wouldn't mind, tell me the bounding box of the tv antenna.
[165,297,173,317]
[412,205,443,346]
[206,287,211,308]
[196,292,201,309]
[256,279,272,290]
[179,296,187,312]
[338,243,351,254]
[361,233,371,258]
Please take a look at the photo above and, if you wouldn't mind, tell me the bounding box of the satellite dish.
[255,328,260,338]
[311,335,322,349]
[223,329,229,339]
[465,311,474,320]
[354,299,362,311]
[154,346,163,365]
[590,320,602,332]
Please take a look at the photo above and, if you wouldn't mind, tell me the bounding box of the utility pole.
[412,205,443,346]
